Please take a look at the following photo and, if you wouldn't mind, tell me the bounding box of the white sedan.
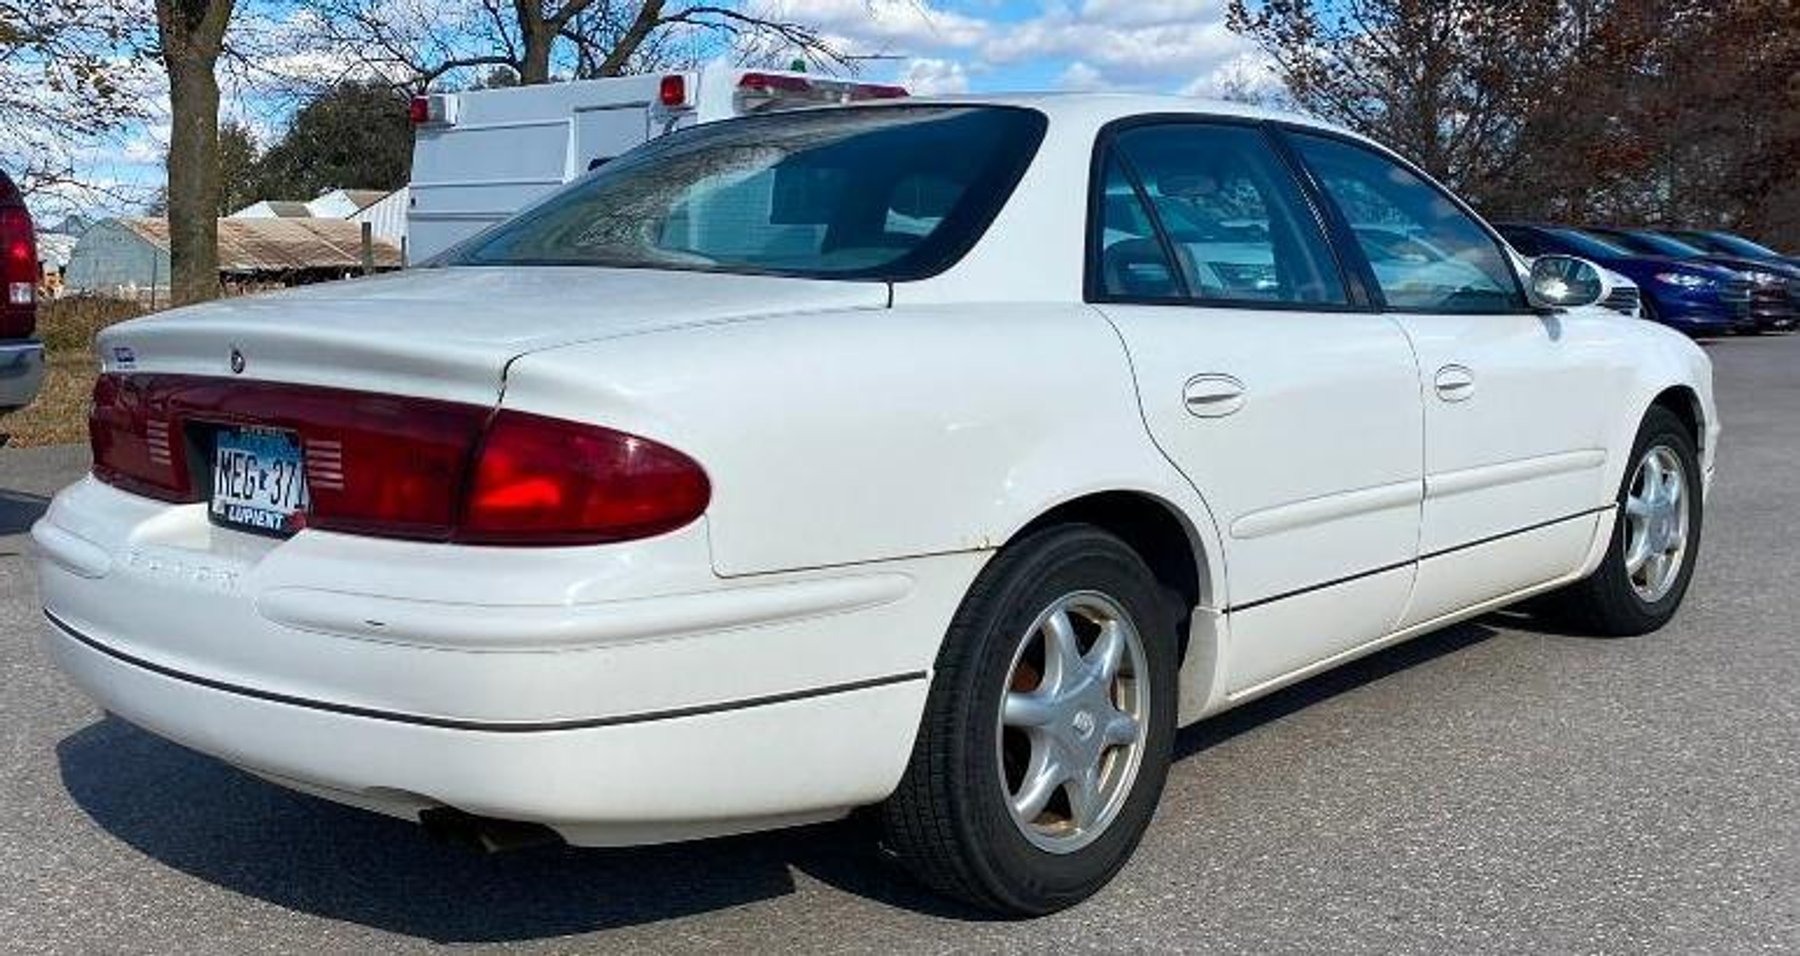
[33,95,1715,915]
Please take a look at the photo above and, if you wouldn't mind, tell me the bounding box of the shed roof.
[115,217,403,272]
[335,189,390,211]
[234,200,315,218]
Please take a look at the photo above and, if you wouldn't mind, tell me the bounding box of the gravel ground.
[1,335,1796,954]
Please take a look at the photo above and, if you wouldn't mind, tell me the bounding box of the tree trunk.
[164,58,221,305]
[520,22,555,84]
[156,0,235,306]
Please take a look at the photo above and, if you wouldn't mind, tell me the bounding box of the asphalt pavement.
[1,334,1796,953]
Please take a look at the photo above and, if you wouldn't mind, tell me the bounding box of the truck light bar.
[734,73,909,112]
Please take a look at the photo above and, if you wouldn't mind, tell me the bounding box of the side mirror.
[1527,254,1605,309]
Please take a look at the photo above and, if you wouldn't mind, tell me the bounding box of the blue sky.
[47,0,1274,218]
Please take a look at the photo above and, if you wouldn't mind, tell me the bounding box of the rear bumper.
[33,476,981,844]
[0,339,45,410]
[43,612,928,844]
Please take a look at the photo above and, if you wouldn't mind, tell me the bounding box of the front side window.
[1091,123,1348,305]
[452,106,1046,280]
[1289,133,1522,313]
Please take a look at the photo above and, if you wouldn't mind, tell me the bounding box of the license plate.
[210,427,309,534]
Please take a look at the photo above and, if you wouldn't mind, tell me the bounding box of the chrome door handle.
[1183,374,1246,417]
[1434,364,1474,402]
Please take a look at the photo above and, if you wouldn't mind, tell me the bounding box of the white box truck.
[405,64,907,262]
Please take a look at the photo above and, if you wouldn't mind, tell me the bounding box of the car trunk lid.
[98,266,889,405]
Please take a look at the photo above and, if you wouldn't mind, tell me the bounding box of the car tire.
[880,525,1178,915]
[1550,405,1703,636]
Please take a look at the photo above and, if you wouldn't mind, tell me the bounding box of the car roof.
[873,91,1373,144]
[0,168,20,206]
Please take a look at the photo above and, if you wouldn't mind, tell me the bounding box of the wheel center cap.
[1071,709,1096,739]
[1649,512,1674,550]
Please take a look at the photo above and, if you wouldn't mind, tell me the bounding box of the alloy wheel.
[995,591,1150,854]
[1622,444,1689,602]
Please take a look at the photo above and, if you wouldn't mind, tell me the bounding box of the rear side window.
[1091,122,1348,306]
[1095,156,1184,299]
[451,106,1046,281]
[1288,132,1522,313]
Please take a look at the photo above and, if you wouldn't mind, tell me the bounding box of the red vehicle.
[1,169,46,412]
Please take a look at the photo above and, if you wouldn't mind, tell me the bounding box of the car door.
[1088,120,1424,696]
[1283,131,1629,628]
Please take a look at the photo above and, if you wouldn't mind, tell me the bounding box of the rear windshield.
[450,105,1047,281]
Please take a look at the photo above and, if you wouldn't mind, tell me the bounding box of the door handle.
[1434,364,1474,402]
[1183,374,1246,417]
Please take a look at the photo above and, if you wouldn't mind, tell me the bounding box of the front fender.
[1604,324,1718,500]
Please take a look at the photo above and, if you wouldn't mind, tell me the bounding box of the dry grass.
[2,297,148,448]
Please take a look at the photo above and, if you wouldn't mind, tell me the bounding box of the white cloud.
[1077,0,1231,29]
[1057,61,1108,92]
[900,57,971,94]
[762,0,1268,98]
[986,16,1254,87]
[1179,49,1282,100]
[759,0,990,55]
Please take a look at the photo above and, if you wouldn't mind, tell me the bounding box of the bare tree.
[1229,0,1800,248]
[303,0,840,90]
[155,0,235,305]
[1226,0,1579,194]
[0,0,149,204]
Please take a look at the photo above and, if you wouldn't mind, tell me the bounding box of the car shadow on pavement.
[55,617,1510,941]
[55,716,985,942]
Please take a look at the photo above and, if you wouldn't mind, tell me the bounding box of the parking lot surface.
[2,335,1797,954]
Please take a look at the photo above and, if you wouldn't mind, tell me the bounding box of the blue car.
[1495,223,1751,336]
[1586,226,1798,332]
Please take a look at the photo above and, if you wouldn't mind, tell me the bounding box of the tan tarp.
[117,217,403,273]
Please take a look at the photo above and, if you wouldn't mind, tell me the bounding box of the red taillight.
[658,74,688,108]
[0,203,36,339]
[296,393,492,540]
[461,410,710,545]
[408,95,430,124]
[88,374,710,546]
[90,374,190,501]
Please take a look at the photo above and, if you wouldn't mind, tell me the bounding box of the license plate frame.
[209,426,309,536]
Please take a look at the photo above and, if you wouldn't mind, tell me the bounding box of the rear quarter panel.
[498,303,1224,591]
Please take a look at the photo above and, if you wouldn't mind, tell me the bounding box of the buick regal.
[32,95,1716,915]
